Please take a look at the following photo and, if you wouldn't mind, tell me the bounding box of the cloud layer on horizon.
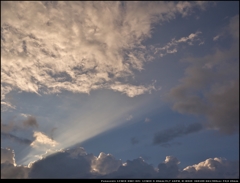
[1,146,239,179]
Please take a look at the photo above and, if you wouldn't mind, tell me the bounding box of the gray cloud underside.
[1,147,238,179]
[22,116,38,128]
[1,116,39,144]
[1,133,33,145]
[153,123,203,145]
[168,15,239,135]
[1,1,208,109]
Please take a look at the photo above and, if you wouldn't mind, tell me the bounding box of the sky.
[1,1,239,179]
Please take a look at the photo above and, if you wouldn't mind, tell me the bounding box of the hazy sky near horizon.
[1,1,239,179]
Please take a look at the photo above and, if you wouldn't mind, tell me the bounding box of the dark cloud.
[29,147,93,178]
[50,127,57,141]
[168,15,239,135]
[1,132,33,145]
[1,148,15,165]
[206,80,239,134]
[1,115,38,134]
[1,115,39,146]
[157,156,180,178]
[153,123,203,145]
[1,163,29,179]
[1,148,29,179]
[22,116,38,128]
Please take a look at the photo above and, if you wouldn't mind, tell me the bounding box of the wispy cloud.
[1,1,209,110]
[152,31,203,57]
[153,123,203,146]
[1,133,33,145]
[213,34,221,41]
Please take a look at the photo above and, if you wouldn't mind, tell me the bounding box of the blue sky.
[1,1,239,178]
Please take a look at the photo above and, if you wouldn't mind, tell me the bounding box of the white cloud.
[110,82,156,98]
[91,152,122,175]
[153,31,203,57]
[30,131,58,148]
[179,158,239,178]
[1,1,209,110]
[213,35,220,41]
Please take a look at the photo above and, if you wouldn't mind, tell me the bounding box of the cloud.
[1,123,17,133]
[29,147,93,178]
[213,35,220,41]
[1,114,38,133]
[1,1,209,109]
[153,123,203,145]
[1,146,238,178]
[106,157,156,178]
[1,115,39,146]
[168,15,239,135]
[110,82,156,98]
[152,31,203,57]
[1,148,29,179]
[50,127,57,141]
[1,133,33,145]
[30,131,58,148]
[1,85,15,111]
[157,156,180,178]
[91,152,122,175]
[22,116,38,128]
[1,148,15,165]
[179,157,239,178]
